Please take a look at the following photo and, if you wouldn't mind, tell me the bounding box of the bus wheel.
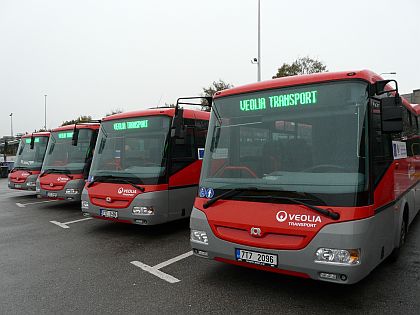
[389,214,408,262]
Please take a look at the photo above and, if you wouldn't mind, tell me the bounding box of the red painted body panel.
[9,170,39,183]
[52,124,100,132]
[214,257,310,279]
[21,132,51,138]
[169,160,203,187]
[39,173,84,191]
[87,183,168,208]
[194,198,373,250]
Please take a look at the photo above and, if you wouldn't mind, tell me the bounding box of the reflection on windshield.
[201,81,369,205]
[89,116,171,185]
[42,129,95,174]
[14,137,49,170]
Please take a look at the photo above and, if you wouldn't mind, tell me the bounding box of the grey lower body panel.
[190,205,397,284]
[38,180,85,201]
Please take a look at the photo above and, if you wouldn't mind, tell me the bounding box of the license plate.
[235,248,278,267]
[14,184,21,188]
[47,192,58,198]
[100,209,118,218]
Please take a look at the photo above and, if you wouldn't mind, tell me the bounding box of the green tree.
[61,115,93,126]
[272,56,327,79]
[201,79,233,111]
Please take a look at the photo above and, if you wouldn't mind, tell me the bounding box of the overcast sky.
[0,0,419,136]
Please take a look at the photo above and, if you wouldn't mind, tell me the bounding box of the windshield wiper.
[203,187,259,209]
[87,175,145,192]
[11,167,30,173]
[40,169,73,179]
[243,195,340,220]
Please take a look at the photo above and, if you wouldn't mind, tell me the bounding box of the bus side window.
[170,124,195,175]
[371,103,393,184]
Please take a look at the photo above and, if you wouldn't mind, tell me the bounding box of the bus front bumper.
[190,207,382,285]
[37,180,85,201]
[8,175,38,191]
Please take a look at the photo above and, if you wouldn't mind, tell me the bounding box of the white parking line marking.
[153,251,193,270]
[130,251,193,284]
[50,217,93,229]
[130,261,181,284]
[16,200,58,207]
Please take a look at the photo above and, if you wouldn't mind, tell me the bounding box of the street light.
[380,72,397,76]
[251,0,261,82]
[9,113,13,137]
[44,94,47,130]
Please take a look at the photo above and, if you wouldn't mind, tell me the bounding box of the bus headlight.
[65,189,79,195]
[27,181,36,187]
[132,206,154,215]
[81,201,89,209]
[191,230,208,245]
[315,248,360,265]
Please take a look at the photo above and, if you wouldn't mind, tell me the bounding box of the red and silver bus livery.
[82,106,209,225]
[36,123,100,201]
[8,132,50,191]
[190,70,420,284]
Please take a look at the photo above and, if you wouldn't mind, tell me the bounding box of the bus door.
[168,124,197,219]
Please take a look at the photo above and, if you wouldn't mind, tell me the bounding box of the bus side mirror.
[30,136,35,149]
[72,129,79,146]
[171,108,185,139]
[381,96,403,133]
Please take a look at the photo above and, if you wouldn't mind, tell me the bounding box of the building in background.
[402,89,420,104]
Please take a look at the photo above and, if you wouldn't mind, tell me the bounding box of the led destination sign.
[25,138,40,143]
[58,132,74,139]
[240,90,318,112]
[113,119,149,131]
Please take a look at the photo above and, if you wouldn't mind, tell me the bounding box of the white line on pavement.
[153,251,193,270]
[130,250,193,284]
[16,200,58,207]
[130,261,181,284]
[50,217,93,229]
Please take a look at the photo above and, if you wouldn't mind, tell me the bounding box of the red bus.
[36,123,100,201]
[82,106,210,225]
[8,132,50,191]
[190,70,420,284]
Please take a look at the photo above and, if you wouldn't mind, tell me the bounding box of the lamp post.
[9,113,13,137]
[251,0,261,81]
[380,72,397,76]
[44,94,47,130]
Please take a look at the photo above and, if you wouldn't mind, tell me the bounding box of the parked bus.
[190,70,420,284]
[82,106,210,225]
[36,123,100,201]
[8,132,50,191]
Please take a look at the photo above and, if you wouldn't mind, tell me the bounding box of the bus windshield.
[14,136,49,170]
[89,115,171,185]
[42,129,95,174]
[200,81,370,206]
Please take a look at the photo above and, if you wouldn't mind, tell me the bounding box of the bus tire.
[389,208,408,262]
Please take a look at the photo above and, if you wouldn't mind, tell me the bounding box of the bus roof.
[21,132,51,138]
[52,123,100,132]
[214,70,382,99]
[102,108,210,122]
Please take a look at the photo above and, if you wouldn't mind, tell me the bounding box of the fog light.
[81,201,89,209]
[315,248,360,265]
[65,188,79,195]
[319,272,338,280]
[83,212,91,217]
[132,206,154,215]
[27,181,36,187]
[134,219,147,225]
[36,187,40,192]
[193,249,209,257]
[191,230,208,245]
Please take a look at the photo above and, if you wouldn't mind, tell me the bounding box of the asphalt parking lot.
[0,177,419,314]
